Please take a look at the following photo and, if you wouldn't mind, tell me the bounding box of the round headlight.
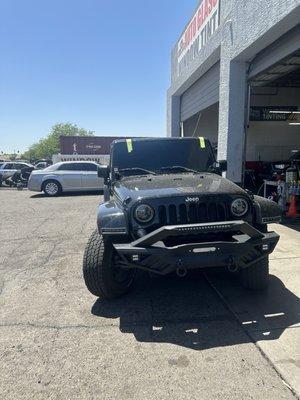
[134,204,155,223]
[231,198,249,217]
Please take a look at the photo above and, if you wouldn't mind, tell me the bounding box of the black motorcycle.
[7,166,35,189]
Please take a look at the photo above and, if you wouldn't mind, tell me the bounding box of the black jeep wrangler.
[83,137,281,299]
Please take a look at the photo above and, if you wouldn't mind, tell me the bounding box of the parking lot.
[0,189,299,400]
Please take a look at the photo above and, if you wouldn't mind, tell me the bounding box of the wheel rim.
[45,182,58,195]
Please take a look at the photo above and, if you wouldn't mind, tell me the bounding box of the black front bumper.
[113,221,280,275]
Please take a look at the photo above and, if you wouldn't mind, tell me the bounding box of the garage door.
[180,62,220,122]
[248,25,300,81]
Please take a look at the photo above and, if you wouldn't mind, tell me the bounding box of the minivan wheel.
[83,230,135,299]
[42,180,62,196]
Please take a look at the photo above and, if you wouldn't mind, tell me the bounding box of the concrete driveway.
[0,190,299,399]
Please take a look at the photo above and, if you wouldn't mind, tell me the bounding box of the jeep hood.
[114,173,246,202]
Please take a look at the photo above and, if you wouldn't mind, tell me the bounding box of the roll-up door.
[180,62,220,122]
[248,25,300,81]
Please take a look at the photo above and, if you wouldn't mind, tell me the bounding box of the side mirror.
[97,165,109,179]
[214,160,227,172]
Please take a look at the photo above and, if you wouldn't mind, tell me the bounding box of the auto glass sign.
[177,0,220,76]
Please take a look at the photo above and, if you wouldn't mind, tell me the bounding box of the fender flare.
[253,195,282,224]
[97,200,129,236]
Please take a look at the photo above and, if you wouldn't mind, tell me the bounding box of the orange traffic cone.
[286,195,300,217]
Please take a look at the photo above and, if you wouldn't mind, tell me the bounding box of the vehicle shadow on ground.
[92,271,300,350]
[30,191,103,199]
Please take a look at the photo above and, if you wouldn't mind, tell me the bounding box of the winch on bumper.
[113,221,279,275]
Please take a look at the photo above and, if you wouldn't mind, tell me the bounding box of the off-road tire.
[42,180,62,196]
[240,256,269,290]
[83,230,135,299]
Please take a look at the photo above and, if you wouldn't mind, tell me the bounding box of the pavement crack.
[0,321,118,331]
[3,234,90,243]
[0,279,4,296]
[203,273,300,400]
[4,241,60,280]
[0,314,236,332]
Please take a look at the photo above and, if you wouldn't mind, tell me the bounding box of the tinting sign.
[250,106,298,121]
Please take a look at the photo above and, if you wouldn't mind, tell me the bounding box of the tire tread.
[83,230,134,298]
[83,230,107,297]
[240,256,269,290]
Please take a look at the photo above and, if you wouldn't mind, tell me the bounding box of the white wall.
[247,87,300,161]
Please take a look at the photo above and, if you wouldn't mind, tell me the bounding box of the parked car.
[0,161,34,185]
[28,161,104,196]
[82,137,281,299]
[33,159,53,169]
[34,162,48,170]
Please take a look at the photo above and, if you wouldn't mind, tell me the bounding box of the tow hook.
[176,268,187,278]
[227,256,239,273]
[176,259,187,277]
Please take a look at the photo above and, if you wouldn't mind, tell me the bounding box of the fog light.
[137,228,146,238]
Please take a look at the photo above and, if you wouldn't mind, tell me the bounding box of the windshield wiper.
[158,166,198,174]
[118,167,156,176]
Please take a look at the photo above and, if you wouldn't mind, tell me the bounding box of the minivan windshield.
[111,138,215,177]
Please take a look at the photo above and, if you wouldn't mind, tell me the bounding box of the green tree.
[23,123,94,160]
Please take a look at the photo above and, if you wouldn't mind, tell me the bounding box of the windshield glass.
[0,163,4,168]
[111,138,215,176]
[43,164,58,171]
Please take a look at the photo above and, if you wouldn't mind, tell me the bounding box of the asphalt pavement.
[0,189,299,399]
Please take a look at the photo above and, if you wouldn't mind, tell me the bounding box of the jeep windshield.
[111,138,215,177]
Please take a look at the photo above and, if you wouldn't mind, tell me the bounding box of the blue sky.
[0,0,197,153]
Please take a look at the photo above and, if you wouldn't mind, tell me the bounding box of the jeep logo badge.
[185,197,200,203]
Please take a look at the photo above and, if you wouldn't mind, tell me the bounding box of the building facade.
[167,0,300,183]
[59,136,125,156]
[53,136,127,164]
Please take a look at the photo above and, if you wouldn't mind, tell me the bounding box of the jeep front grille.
[158,202,229,225]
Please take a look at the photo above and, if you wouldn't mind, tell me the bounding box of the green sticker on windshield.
[126,139,133,153]
[199,137,206,149]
